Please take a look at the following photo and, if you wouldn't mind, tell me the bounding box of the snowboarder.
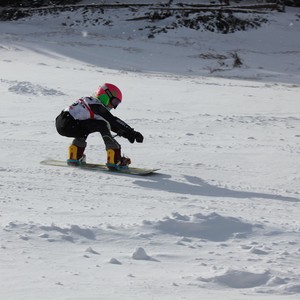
[55,83,144,170]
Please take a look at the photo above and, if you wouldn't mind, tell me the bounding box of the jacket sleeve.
[89,103,134,135]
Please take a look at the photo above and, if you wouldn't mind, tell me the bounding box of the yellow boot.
[106,148,131,170]
[67,144,86,166]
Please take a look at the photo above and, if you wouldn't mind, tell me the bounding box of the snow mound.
[198,269,271,289]
[132,247,159,262]
[85,247,100,255]
[281,284,300,294]
[3,222,97,243]
[197,269,300,294]
[109,258,122,265]
[1,79,65,96]
[145,212,254,241]
[39,223,95,240]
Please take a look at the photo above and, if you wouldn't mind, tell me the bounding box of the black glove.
[126,131,135,143]
[134,131,144,143]
[123,130,144,143]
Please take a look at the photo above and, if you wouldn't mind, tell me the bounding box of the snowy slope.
[1,5,300,300]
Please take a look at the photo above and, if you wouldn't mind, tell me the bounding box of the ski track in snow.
[1,3,300,300]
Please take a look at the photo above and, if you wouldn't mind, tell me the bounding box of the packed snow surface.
[0,3,300,300]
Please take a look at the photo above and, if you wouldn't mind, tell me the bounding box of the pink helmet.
[96,83,122,109]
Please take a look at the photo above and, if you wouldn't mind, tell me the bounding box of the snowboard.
[40,159,159,176]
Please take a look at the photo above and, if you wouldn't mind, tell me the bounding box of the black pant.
[55,111,120,149]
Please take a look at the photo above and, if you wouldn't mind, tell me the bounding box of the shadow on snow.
[134,174,299,202]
